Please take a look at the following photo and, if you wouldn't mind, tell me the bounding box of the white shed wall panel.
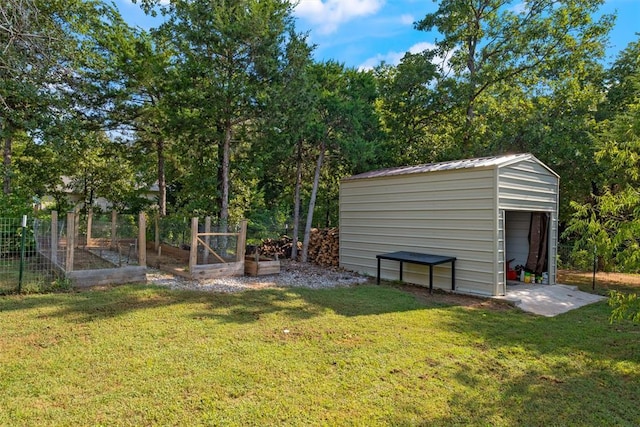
[496,209,506,296]
[505,211,532,268]
[549,212,558,285]
[498,159,558,211]
[340,168,497,296]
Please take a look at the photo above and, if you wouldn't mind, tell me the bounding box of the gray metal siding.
[340,154,559,296]
[496,209,506,295]
[549,212,558,285]
[340,168,497,296]
[498,158,558,211]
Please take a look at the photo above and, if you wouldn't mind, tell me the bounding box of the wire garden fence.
[0,211,148,294]
[0,216,61,294]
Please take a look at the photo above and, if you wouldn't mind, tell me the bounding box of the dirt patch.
[73,249,117,270]
[559,270,640,293]
[391,283,514,312]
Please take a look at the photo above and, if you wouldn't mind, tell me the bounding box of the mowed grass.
[1,279,638,426]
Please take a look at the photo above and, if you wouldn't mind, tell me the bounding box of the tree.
[101,27,176,216]
[300,62,381,262]
[157,0,296,224]
[564,38,640,273]
[374,51,451,165]
[609,291,640,324]
[0,0,61,194]
[415,0,613,155]
[1,0,136,207]
[254,30,317,259]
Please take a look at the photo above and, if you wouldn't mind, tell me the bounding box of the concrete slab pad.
[495,284,606,317]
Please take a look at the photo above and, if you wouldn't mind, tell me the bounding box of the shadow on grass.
[407,360,640,426]
[0,283,430,324]
[378,300,639,425]
[1,281,637,424]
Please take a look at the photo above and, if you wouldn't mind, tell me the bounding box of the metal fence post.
[18,215,27,292]
[51,211,58,266]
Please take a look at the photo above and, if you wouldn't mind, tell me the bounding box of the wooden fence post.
[66,211,75,273]
[236,220,247,262]
[51,210,58,266]
[154,212,160,252]
[74,209,80,248]
[204,216,211,264]
[138,212,147,267]
[189,217,198,272]
[111,210,117,250]
[86,208,93,247]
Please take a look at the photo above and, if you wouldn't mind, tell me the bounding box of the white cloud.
[407,42,436,54]
[358,41,437,70]
[400,14,414,25]
[293,0,385,35]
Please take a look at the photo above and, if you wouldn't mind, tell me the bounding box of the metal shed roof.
[344,153,559,181]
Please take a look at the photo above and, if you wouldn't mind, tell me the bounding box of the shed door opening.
[505,211,550,283]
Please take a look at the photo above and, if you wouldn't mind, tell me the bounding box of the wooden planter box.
[245,257,280,276]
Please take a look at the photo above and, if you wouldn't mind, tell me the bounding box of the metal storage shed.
[339,153,559,296]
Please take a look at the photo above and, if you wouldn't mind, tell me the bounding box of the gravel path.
[146,260,371,293]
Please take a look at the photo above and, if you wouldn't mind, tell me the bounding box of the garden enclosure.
[0,210,146,293]
[2,211,252,293]
[34,210,147,287]
[149,217,247,280]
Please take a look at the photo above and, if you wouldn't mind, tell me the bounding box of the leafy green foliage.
[3,0,639,280]
[0,189,32,217]
[415,0,613,156]
[565,39,640,273]
[609,291,640,323]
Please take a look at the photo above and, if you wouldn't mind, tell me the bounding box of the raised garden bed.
[245,256,280,276]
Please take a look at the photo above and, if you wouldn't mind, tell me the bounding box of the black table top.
[376,251,456,266]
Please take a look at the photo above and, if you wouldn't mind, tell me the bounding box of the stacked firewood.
[255,236,297,259]
[307,227,339,267]
[253,228,340,266]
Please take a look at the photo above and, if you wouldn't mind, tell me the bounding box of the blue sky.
[114,0,640,70]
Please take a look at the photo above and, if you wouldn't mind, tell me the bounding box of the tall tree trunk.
[301,140,325,263]
[3,131,12,195]
[221,122,231,224]
[156,139,166,216]
[291,138,303,260]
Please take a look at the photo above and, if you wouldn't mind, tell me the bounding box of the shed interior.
[504,210,551,284]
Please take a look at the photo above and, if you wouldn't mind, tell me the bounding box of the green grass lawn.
[1,280,638,426]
